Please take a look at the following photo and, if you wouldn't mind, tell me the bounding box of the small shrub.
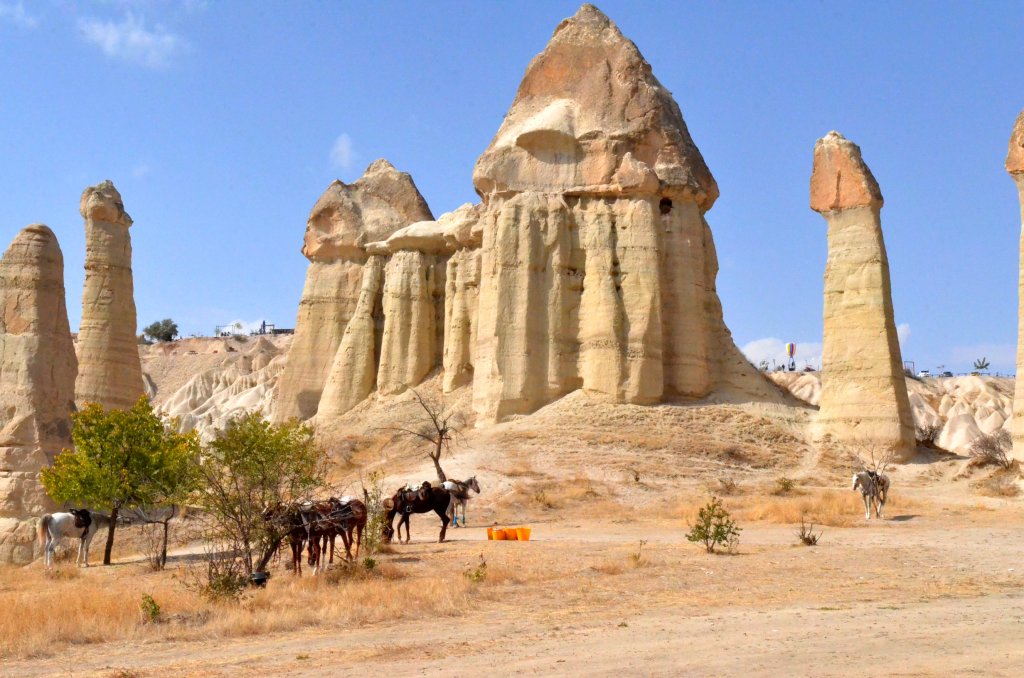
[464,554,487,583]
[796,515,822,546]
[363,557,377,571]
[686,497,741,554]
[716,476,739,496]
[139,594,160,624]
[969,430,1012,469]
[916,423,943,449]
[186,552,249,601]
[360,471,387,556]
[629,539,648,567]
[772,477,796,496]
[534,490,554,509]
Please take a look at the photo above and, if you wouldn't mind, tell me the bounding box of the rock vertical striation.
[810,131,915,458]
[469,3,769,424]
[276,160,433,421]
[1008,111,1024,461]
[0,225,77,563]
[75,180,144,410]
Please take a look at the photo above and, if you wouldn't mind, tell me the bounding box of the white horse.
[442,476,481,527]
[852,471,890,520]
[37,509,108,568]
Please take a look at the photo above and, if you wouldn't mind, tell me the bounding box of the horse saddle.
[402,482,431,504]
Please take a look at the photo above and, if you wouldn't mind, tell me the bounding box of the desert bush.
[715,476,740,496]
[916,423,944,449]
[630,539,648,567]
[464,554,488,583]
[139,594,161,624]
[359,471,387,556]
[771,476,796,496]
[686,497,741,554]
[796,514,822,546]
[969,430,1012,469]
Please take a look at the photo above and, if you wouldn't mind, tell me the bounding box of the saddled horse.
[37,509,109,568]
[302,497,369,572]
[852,470,890,520]
[442,476,481,527]
[383,482,451,544]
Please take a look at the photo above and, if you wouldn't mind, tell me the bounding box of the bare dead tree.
[379,389,463,483]
[846,439,897,475]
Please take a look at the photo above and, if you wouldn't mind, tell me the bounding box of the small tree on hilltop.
[380,389,462,483]
[193,413,328,576]
[973,357,991,373]
[143,318,179,343]
[41,397,199,565]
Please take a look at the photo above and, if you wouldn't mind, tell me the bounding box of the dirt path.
[6,504,1024,677]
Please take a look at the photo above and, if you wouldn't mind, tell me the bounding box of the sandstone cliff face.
[75,180,144,410]
[470,4,770,424]
[0,225,77,563]
[810,131,915,458]
[1008,111,1024,461]
[275,160,432,421]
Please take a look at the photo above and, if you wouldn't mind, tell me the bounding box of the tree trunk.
[103,506,119,565]
[160,519,169,569]
[432,441,447,483]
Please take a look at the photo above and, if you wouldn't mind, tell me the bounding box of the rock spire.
[810,131,915,458]
[276,160,433,421]
[1007,111,1024,461]
[469,3,771,424]
[0,225,77,563]
[75,180,144,410]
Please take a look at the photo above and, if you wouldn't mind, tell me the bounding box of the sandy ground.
[6,495,1024,677]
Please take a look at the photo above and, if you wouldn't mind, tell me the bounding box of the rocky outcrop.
[1010,111,1024,461]
[0,225,77,563]
[470,4,769,424]
[275,160,433,421]
[810,131,915,458]
[75,180,144,410]
[442,205,483,392]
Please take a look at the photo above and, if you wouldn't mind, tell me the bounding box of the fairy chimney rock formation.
[75,180,144,411]
[276,160,433,421]
[1007,111,1024,461]
[0,225,77,563]
[810,131,915,458]
[470,3,770,424]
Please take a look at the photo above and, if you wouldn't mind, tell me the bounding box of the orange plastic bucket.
[503,528,518,541]
[492,527,506,541]
[516,527,531,541]
[486,527,494,540]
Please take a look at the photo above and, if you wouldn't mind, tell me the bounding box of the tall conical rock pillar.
[276,160,433,421]
[1007,111,1024,461]
[75,180,144,410]
[470,3,770,424]
[810,131,915,459]
[0,225,77,563]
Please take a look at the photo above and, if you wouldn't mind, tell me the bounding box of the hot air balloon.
[785,342,796,371]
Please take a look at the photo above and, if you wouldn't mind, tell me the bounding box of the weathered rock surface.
[1008,111,1024,462]
[470,4,771,424]
[0,225,77,563]
[275,160,432,421]
[810,132,915,458]
[75,180,144,410]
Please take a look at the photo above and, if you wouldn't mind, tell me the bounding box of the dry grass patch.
[677,489,918,528]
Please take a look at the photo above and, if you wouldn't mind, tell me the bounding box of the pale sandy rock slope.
[770,371,1012,455]
[141,335,291,441]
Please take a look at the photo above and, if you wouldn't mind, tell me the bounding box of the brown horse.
[262,503,307,575]
[383,483,451,544]
[305,498,369,571]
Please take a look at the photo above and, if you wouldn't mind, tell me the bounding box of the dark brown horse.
[305,498,369,571]
[383,483,451,544]
[262,503,307,575]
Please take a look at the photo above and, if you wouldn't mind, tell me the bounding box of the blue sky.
[1,1,1022,374]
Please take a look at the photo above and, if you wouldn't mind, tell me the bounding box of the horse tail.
[38,514,51,546]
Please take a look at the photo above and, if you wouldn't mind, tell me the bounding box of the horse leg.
[863,494,871,520]
[354,524,363,559]
[45,534,54,569]
[328,533,335,565]
[399,514,411,544]
[435,505,450,543]
[340,529,352,561]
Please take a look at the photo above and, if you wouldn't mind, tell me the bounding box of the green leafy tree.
[973,357,991,372]
[686,497,742,554]
[41,396,199,565]
[194,413,327,576]
[143,318,179,342]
